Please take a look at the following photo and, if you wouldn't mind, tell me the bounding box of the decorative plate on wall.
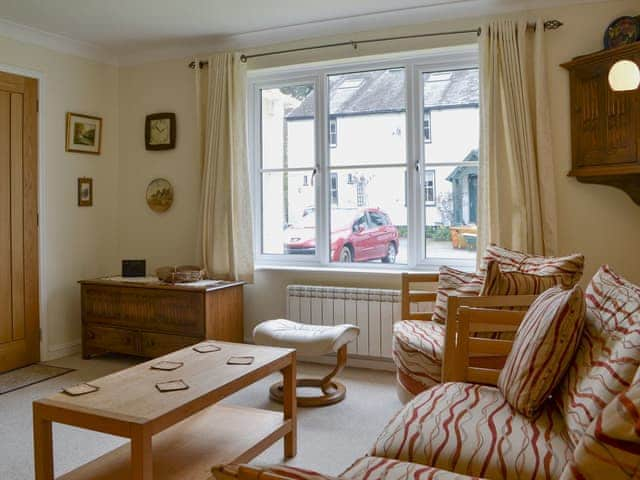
[604,16,640,49]
[146,178,174,213]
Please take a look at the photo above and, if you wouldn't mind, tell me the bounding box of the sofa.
[212,264,640,480]
[393,245,585,400]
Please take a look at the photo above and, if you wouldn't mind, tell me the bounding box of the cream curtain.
[196,53,254,282]
[478,19,557,257]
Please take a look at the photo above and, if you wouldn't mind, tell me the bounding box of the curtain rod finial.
[240,54,248,63]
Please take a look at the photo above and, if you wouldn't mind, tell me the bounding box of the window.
[423,110,432,143]
[250,46,479,269]
[330,172,339,206]
[329,117,338,147]
[424,169,436,205]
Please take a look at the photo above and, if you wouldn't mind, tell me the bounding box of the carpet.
[0,363,74,395]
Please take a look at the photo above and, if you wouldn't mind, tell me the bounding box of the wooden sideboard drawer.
[85,324,138,356]
[140,332,200,357]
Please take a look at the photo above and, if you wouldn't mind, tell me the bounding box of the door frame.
[0,64,47,361]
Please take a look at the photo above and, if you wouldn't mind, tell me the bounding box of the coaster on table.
[150,361,183,371]
[156,380,189,392]
[63,383,99,396]
[227,356,254,365]
[193,343,221,353]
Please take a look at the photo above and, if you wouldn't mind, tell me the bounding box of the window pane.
[261,85,315,170]
[329,167,407,264]
[262,170,316,255]
[423,69,479,165]
[328,68,406,167]
[423,68,479,260]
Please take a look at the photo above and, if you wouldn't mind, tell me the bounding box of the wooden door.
[0,71,39,373]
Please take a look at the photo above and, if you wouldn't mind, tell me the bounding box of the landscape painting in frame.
[66,112,102,154]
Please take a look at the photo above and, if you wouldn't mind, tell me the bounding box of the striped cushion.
[392,320,445,394]
[432,267,484,324]
[559,377,640,480]
[480,245,584,287]
[371,382,573,480]
[498,285,585,418]
[554,265,640,446]
[480,260,571,296]
[342,456,487,480]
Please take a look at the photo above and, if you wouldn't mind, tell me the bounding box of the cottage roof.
[287,68,478,119]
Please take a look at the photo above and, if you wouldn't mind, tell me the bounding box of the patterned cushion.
[480,260,571,296]
[342,456,487,480]
[432,267,484,324]
[392,320,445,395]
[559,378,640,480]
[480,245,584,287]
[371,382,573,480]
[554,265,640,446]
[498,285,586,418]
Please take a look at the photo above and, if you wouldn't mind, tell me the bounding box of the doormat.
[0,364,74,395]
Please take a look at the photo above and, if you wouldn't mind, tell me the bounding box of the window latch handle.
[415,160,420,172]
[312,165,319,180]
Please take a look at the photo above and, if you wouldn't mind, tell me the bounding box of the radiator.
[286,285,402,359]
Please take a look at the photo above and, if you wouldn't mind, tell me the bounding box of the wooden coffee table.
[32,341,296,480]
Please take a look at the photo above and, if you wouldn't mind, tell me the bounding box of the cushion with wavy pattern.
[498,285,586,418]
[554,265,640,446]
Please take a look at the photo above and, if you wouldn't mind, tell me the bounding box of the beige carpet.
[0,364,74,395]
[0,353,402,479]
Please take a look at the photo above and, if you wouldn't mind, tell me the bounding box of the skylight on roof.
[339,78,364,89]
[426,72,452,82]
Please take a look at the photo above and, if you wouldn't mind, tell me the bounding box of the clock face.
[149,118,171,145]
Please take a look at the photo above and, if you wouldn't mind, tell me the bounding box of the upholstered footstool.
[253,319,359,407]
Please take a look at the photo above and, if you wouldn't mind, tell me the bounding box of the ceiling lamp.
[608,59,640,91]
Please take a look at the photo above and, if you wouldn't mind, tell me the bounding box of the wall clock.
[145,112,176,150]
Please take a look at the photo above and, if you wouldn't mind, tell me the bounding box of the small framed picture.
[145,112,176,150]
[77,177,93,207]
[66,112,102,155]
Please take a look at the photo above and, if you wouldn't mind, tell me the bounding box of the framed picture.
[66,113,102,154]
[146,178,174,213]
[77,177,93,207]
[145,113,176,150]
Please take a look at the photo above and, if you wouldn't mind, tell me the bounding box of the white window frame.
[249,44,478,271]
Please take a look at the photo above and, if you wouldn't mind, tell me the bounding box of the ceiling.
[0,0,589,64]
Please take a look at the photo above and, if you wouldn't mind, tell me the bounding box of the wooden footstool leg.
[270,345,349,407]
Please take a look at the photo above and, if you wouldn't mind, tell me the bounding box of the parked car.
[284,208,399,263]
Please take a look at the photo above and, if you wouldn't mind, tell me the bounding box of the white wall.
[0,35,120,359]
[117,58,201,271]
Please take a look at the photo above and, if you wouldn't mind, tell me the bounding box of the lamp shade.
[608,59,640,91]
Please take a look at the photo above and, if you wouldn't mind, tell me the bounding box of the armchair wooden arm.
[401,272,439,321]
[442,294,538,385]
[211,464,290,480]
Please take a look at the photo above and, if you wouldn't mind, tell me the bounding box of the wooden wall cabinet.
[80,279,244,358]
[562,43,640,203]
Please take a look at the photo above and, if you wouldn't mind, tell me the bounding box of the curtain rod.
[189,19,562,69]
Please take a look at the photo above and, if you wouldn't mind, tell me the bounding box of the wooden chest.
[79,279,244,358]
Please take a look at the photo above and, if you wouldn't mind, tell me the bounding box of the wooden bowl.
[156,265,206,283]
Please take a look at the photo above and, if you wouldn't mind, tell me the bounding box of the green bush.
[425,225,451,241]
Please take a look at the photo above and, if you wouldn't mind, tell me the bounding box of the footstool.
[253,319,360,407]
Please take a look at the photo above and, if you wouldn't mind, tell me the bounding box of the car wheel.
[382,243,397,263]
[340,246,353,263]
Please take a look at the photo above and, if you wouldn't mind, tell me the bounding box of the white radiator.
[286,285,402,359]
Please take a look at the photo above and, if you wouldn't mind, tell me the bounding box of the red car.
[284,208,399,263]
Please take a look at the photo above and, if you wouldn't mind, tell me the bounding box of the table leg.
[33,404,54,480]
[283,352,297,458]
[131,426,153,480]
